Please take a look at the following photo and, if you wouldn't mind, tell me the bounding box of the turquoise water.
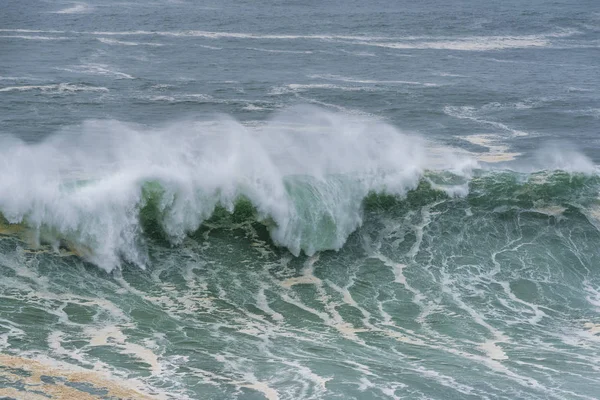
[1,1,600,399]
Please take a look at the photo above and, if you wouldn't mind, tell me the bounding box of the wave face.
[1,107,598,274]
[0,107,475,271]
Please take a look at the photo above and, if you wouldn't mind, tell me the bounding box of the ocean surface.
[1,1,600,399]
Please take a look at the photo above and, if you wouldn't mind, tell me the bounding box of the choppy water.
[1,1,600,399]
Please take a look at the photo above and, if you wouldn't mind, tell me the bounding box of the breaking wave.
[0,106,595,272]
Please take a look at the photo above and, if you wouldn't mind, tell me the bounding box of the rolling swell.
[0,107,596,272]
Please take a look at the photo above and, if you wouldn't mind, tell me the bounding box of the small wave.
[567,86,594,93]
[143,94,213,103]
[0,29,66,33]
[478,98,552,111]
[242,104,266,111]
[296,97,375,118]
[434,72,468,78]
[0,76,42,81]
[52,3,93,14]
[247,47,313,54]
[566,108,600,119]
[59,63,134,80]
[339,49,377,57]
[351,30,579,51]
[150,84,175,90]
[0,35,70,40]
[84,30,394,41]
[0,28,582,52]
[198,44,223,50]
[0,83,108,93]
[308,74,439,87]
[97,38,163,46]
[270,83,377,96]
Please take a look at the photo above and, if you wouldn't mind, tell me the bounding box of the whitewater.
[0,107,478,271]
[1,0,599,399]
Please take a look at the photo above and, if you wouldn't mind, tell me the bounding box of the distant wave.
[198,44,223,50]
[51,3,93,14]
[353,37,547,51]
[269,84,378,95]
[142,94,213,103]
[308,74,439,87]
[0,83,108,93]
[0,29,65,33]
[58,63,135,80]
[247,47,313,54]
[97,38,163,46]
[0,28,582,51]
[269,77,439,96]
[0,35,70,41]
[0,76,43,81]
[338,49,377,57]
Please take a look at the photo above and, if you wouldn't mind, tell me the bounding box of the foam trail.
[0,106,475,271]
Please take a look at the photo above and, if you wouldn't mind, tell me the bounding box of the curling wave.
[0,106,595,272]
